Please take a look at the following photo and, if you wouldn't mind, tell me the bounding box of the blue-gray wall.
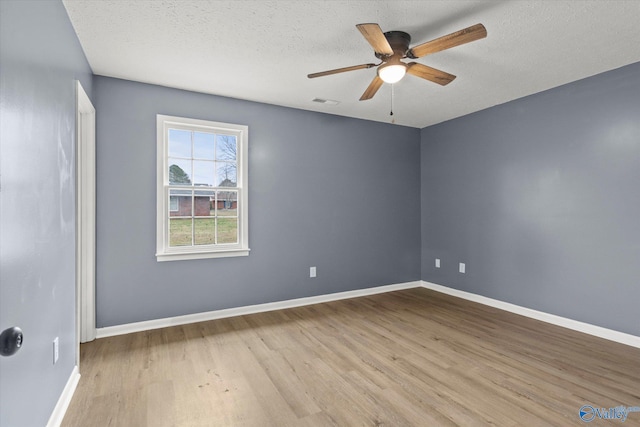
[94,76,421,327]
[0,1,93,426]
[421,62,640,336]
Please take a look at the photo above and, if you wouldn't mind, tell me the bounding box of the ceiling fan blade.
[308,63,376,79]
[406,62,456,86]
[356,23,394,55]
[408,23,487,58]
[360,76,384,101]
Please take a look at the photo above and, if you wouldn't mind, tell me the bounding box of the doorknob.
[0,327,24,356]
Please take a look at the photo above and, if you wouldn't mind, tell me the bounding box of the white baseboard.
[47,365,80,427]
[421,281,640,349]
[95,279,639,349]
[96,281,422,339]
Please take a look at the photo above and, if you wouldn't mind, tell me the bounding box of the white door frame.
[76,81,96,365]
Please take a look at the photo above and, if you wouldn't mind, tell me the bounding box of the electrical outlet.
[310,266,316,278]
[435,258,440,268]
[53,337,59,364]
[459,263,466,274]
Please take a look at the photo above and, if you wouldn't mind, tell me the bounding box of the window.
[156,115,249,261]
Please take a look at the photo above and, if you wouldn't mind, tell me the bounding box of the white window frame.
[156,115,249,261]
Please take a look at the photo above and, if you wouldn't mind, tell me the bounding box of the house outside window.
[156,115,249,261]
[169,196,179,212]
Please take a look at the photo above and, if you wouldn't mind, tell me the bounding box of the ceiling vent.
[312,98,340,106]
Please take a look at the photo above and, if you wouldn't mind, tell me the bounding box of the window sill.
[156,248,250,262]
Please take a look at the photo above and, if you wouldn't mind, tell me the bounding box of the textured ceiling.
[62,0,640,128]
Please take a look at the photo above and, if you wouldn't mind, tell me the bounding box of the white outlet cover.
[435,258,440,268]
[310,266,316,278]
[459,263,466,274]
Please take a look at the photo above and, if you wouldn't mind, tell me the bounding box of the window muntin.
[157,115,248,261]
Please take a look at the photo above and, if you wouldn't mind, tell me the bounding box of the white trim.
[46,366,80,427]
[156,114,249,262]
[156,247,250,262]
[96,281,422,338]
[75,81,96,351]
[94,279,639,349]
[421,281,640,349]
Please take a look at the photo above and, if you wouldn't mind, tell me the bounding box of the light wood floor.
[62,288,640,426]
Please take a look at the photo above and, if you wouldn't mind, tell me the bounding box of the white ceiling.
[62,0,640,128]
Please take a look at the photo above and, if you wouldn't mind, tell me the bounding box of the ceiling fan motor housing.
[376,31,412,59]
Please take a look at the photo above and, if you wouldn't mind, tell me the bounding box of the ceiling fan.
[308,23,487,101]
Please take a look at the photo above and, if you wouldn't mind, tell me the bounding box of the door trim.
[75,81,96,362]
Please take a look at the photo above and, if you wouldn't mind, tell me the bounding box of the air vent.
[312,98,340,106]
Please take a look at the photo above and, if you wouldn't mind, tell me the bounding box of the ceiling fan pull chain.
[390,84,395,124]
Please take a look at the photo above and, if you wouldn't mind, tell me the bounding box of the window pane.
[168,129,191,158]
[169,218,192,246]
[216,162,237,187]
[216,190,237,217]
[217,218,238,244]
[169,189,192,216]
[193,160,215,187]
[193,132,215,160]
[216,135,236,161]
[194,218,215,245]
[194,192,214,217]
[169,196,178,212]
[168,159,192,185]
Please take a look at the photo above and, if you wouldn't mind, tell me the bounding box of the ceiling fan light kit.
[378,61,407,84]
[308,22,487,101]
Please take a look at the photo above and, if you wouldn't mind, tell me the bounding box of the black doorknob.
[0,327,24,357]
